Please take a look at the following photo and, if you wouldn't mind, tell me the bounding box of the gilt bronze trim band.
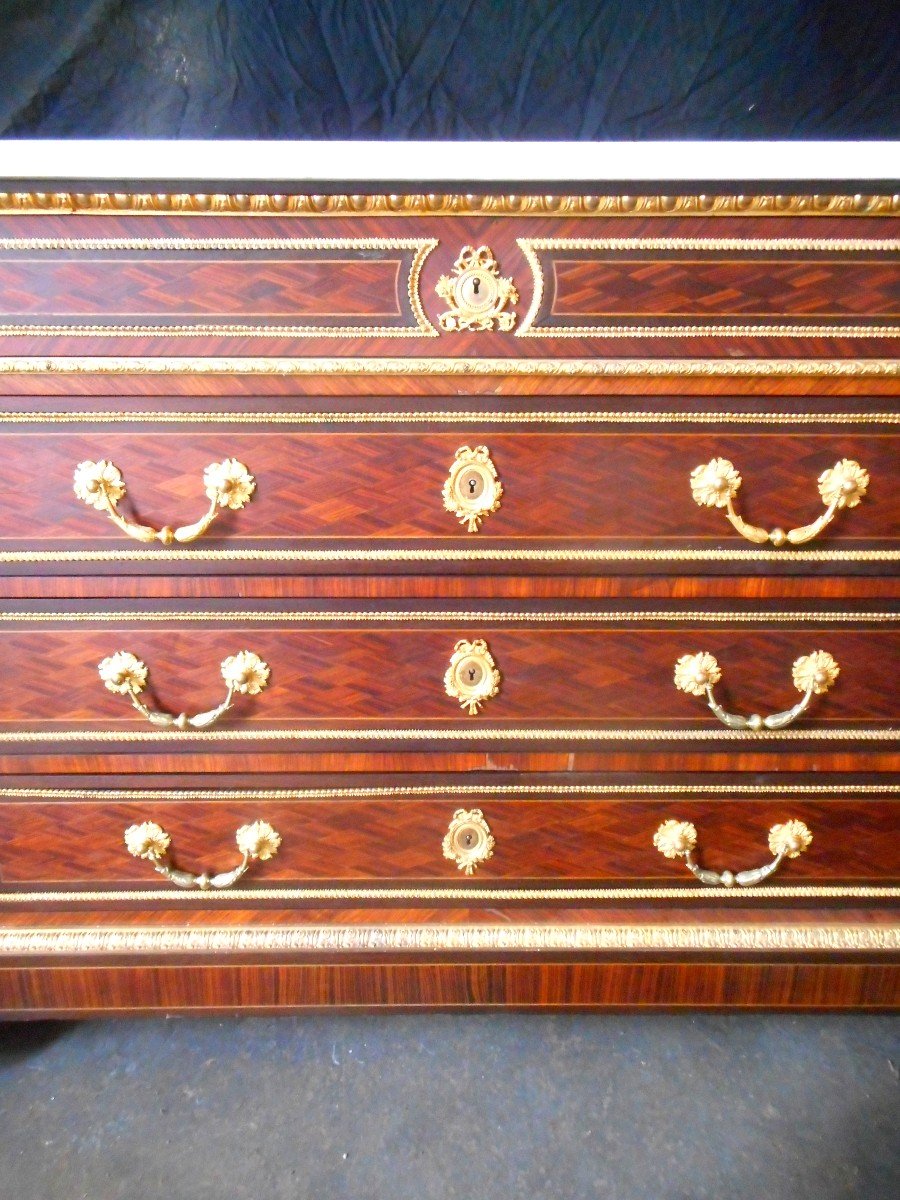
[0,357,896,377]
[0,726,894,743]
[0,547,895,565]
[0,923,894,954]
[0,409,898,425]
[0,609,894,623]
[1,783,895,799]
[1,192,898,217]
[0,884,896,905]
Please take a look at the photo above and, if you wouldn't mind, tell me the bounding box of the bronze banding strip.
[1,409,897,425]
[1,193,898,217]
[0,357,895,377]
[0,727,894,743]
[0,548,896,564]
[407,239,438,335]
[515,325,900,339]
[1,783,895,798]
[0,324,432,338]
[0,924,895,954]
[518,237,900,251]
[0,885,897,905]
[1,609,894,623]
[0,236,429,250]
[6,323,897,339]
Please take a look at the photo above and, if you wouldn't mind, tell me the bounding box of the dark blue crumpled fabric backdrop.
[0,0,897,139]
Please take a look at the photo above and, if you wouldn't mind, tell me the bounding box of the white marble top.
[0,139,897,182]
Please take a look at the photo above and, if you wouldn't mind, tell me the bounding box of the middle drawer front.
[0,782,897,885]
[0,604,894,735]
[3,419,896,563]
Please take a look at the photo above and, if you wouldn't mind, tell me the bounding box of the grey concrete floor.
[0,1014,898,1200]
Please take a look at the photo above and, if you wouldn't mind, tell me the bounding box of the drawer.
[0,603,894,745]
[0,410,896,575]
[0,211,896,363]
[0,780,897,888]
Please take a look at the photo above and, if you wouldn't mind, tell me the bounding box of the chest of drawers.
[0,183,896,1013]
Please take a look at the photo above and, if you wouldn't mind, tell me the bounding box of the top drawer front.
[0,194,897,375]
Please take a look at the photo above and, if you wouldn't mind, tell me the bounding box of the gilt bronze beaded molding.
[1,192,898,216]
[0,727,894,743]
[1,782,895,799]
[1,408,898,425]
[1,608,894,623]
[1,547,896,565]
[0,885,897,905]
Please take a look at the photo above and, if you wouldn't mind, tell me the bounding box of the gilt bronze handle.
[124,819,281,889]
[74,457,255,544]
[653,818,812,887]
[690,457,868,546]
[98,650,269,729]
[673,650,839,731]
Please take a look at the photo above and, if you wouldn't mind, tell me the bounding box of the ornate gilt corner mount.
[435,245,518,332]
[442,808,495,875]
[442,445,503,532]
[443,638,501,715]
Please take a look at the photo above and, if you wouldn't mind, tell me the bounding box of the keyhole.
[472,278,480,296]
[468,668,477,681]
[464,832,474,847]
[468,478,478,495]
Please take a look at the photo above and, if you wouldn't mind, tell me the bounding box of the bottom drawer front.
[1,792,897,886]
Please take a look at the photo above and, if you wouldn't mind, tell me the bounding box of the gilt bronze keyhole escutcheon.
[435,245,518,332]
[442,809,495,875]
[442,445,503,532]
[444,639,502,716]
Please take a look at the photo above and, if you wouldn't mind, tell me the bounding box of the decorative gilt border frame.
[516,236,900,339]
[1,192,898,216]
[0,924,895,955]
[0,236,439,338]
